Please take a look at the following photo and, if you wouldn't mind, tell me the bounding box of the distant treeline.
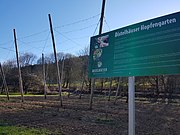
[0,51,180,102]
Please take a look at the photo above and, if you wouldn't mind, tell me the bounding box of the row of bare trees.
[0,46,90,93]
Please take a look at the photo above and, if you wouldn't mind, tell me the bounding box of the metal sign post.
[128,76,135,135]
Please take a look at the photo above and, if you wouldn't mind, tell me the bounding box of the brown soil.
[0,95,179,135]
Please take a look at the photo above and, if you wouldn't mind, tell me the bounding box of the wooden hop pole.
[60,57,64,87]
[0,63,9,100]
[42,53,47,99]
[89,0,106,109]
[108,78,112,101]
[114,77,121,105]
[13,29,24,102]
[48,14,63,107]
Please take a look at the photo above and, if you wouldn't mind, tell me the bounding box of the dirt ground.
[0,94,179,135]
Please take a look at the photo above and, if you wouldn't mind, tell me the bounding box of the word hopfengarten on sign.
[89,11,180,78]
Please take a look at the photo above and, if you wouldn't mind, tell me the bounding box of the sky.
[0,0,180,63]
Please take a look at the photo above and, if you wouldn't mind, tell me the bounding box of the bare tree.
[3,59,16,69]
[19,52,37,66]
[78,46,89,56]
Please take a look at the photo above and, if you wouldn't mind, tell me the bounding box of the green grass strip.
[0,125,60,135]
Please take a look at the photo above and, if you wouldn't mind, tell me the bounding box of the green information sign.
[89,11,180,78]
